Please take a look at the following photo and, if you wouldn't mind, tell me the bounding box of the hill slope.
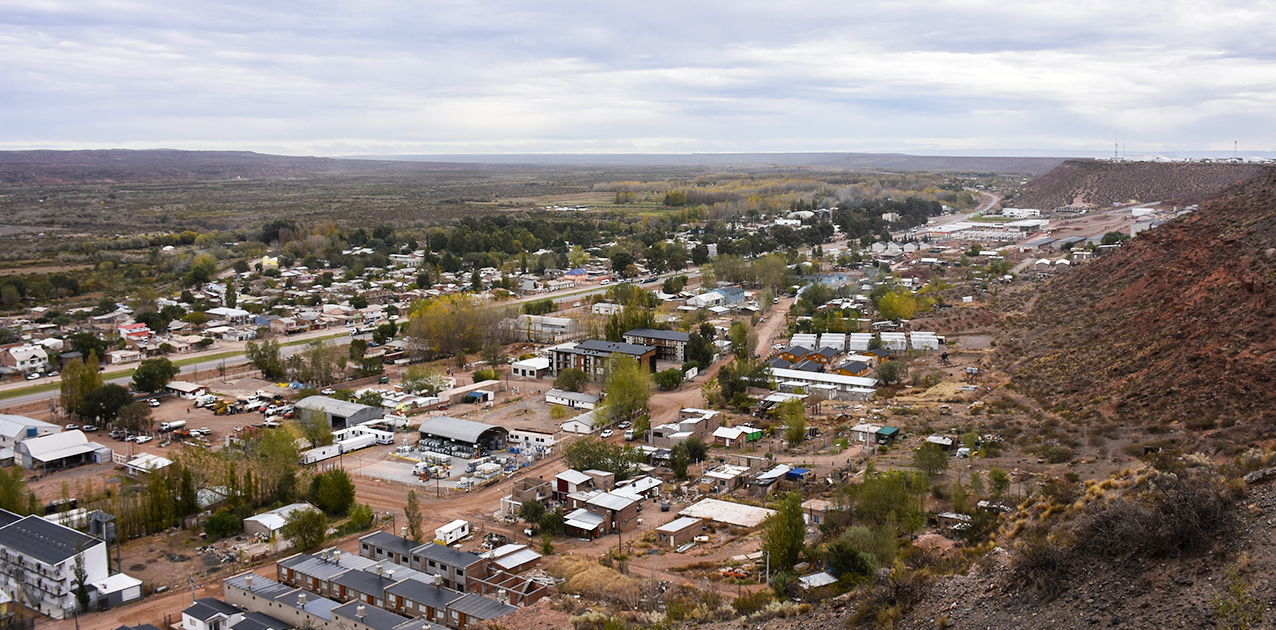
[1013,159,1264,209]
[1002,166,1276,438]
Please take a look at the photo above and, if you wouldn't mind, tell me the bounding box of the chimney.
[375,562,383,575]
[356,604,366,619]
[298,593,307,607]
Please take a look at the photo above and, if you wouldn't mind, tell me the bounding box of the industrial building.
[295,396,385,429]
[416,417,509,453]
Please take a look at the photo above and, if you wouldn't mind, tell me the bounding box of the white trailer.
[301,444,341,465]
[160,420,187,432]
[434,519,470,545]
[338,433,377,454]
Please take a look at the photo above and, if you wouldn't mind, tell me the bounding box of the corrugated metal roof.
[417,416,507,445]
[296,396,381,418]
[333,601,409,630]
[493,548,541,570]
[447,593,517,620]
[656,517,701,533]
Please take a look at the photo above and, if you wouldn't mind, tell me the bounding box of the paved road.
[2,268,697,408]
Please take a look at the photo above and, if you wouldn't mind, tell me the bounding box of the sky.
[3,0,1276,157]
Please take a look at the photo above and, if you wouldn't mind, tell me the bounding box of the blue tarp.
[786,468,812,481]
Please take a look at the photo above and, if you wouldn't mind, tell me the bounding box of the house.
[591,302,622,315]
[508,357,551,379]
[831,360,870,377]
[166,381,208,399]
[182,597,244,630]
[244,503,320,539]
[848,423,883,445]
[554,469,594,500]
[332,600,410,630]
[507,428,555,449]
[655,517,702,548]
[484,544,541,574]
[801,499,832,526]
[776,345,810,364]
[2,345,50,374]
[711,425,762,448]
[444,593,517,629]
[559,414,596,435]
[278,549,377,600]
[384,576,462,623]
[409,543,486,593]
[937,512,972,536]
[544,389,599,410]
[359,531,419,569]
[551,340,657,376]
[622,328,690,363]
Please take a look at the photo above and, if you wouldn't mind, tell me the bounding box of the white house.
[0,513,113,618]
[545,389,600,410]
[183,597,245,630]
[4,345,49,374]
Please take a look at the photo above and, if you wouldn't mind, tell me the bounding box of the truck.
[434,519,471,545]
[160,420,187,433]
[193,395,217,408]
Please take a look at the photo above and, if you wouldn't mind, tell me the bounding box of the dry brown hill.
[1012,159,1264,209]
[1000,165,1276,443]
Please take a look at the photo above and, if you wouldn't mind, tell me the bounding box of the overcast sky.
[3,0,1275,157]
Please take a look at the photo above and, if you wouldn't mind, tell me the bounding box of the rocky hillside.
[1012,159,1264,209]
[1001,166,1276,442]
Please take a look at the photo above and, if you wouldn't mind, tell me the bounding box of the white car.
[600,429,614,438]
[321,388,335,395]
[148,399,161,408]
[135,436,153,444]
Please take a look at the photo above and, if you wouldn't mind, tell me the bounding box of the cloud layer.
[3,0,1274,155]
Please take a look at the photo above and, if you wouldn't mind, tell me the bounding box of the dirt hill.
[1012,159,1265,209]
[1000,165,1276,443]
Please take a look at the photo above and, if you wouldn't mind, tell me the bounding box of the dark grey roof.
[446,593,517,620]
[333,600,410,630]
[572,340,655,357]
[623,328,689,343]
[116,625,164,630]
[792,360,823,372]
[232,612,290,630]
[782,345,810,356]
[411,542,484,569]
[183,598,240,621]
[331,569,400,598]
[361,532,419,559]
[766,357,791,369]
[0,509,22,529]
[836,360,869,373]
[813,347,839,358]
[417,417,507,444]
[0,515,102,565]
[385,577,463,610]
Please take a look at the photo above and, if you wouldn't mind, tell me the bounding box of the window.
[456,569,463,577]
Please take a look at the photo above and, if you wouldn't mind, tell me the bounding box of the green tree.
[562,436,641,481]
[246,339,286,380]
[60,358,86,420]
[779,398,807,448]
[356,391,384,408]
[132,357,180,393]
[875,360,908,385]
[281,506,327,550]
[728,321,753,359]
[350,295,368,310]
[989,468,1011,498]
[405,490,423,542]
[670,442,689,480]
[653,368,684,391]
[912,443,949,476]
[203,508,243,540]
[117,402,151,434]
[686,333,715,367]
[598,354,651,425]
[348,503,375,531]
[0,468,31,514]
[308,468,357,515]
[762,492,806,575]
[79,384,133,422]
[552,368,589,392]
[295,408,335,447]
[520,500,546,525]
[401,365,450,395]
[848,471,928,532]
[684,437,708,463]
[73,551,91,612]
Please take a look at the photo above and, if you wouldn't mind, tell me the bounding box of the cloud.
[1,0,1274,155]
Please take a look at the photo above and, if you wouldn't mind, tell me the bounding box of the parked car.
[25,373,40,380]
[81,425,98,432]
[135,436,153,444]
[321,388,335,395]
[148,399,161,408]
[600,429,614,438]
[64,424,79,431]
[661,500,671,512]
[46,371,59,377]
[618,420,632,429]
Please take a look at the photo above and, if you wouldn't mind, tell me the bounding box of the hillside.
[1000,165,1276,443]
[1012,159,1264,209]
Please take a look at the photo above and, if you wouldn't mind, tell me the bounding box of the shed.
[295,396,384,430]
[165,381,208,399]
[545,389,600,409]
[15,430,111,470]
[418,416,508,450]
[92,572,143,607]
[244,503,319,538]
[655,517,702,548]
